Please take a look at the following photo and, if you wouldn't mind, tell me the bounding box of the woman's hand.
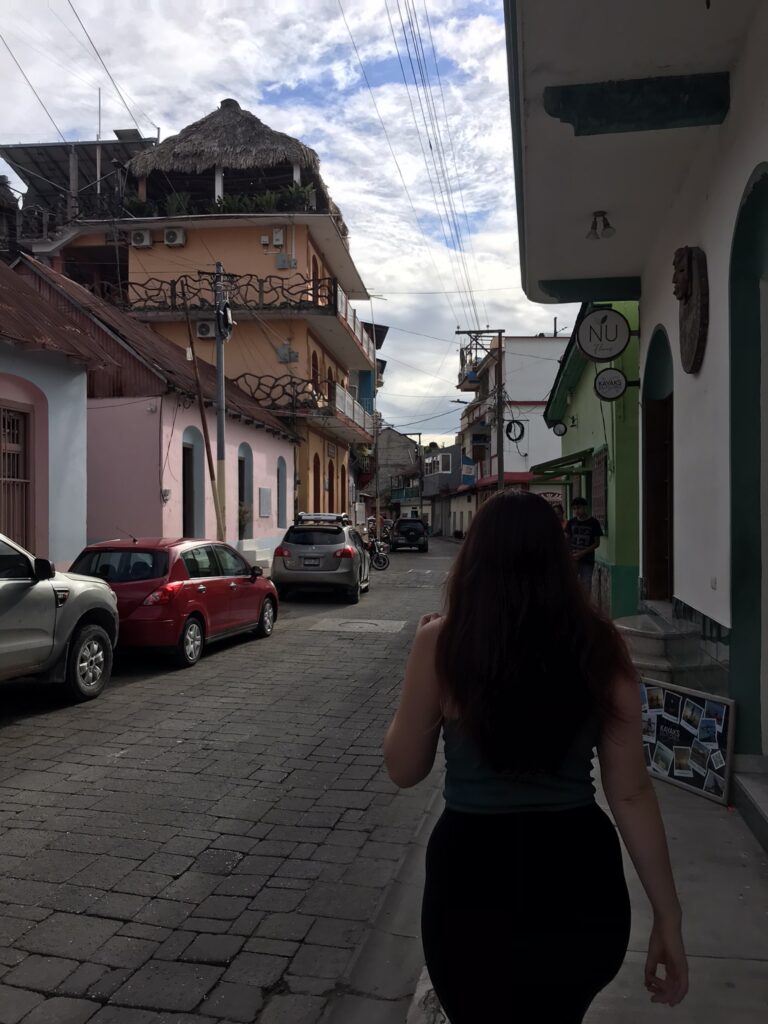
[645,915,688,1006]
[417,613,443,630]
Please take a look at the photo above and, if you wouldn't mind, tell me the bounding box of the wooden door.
[0,407,29,549]
[643,394,673,599]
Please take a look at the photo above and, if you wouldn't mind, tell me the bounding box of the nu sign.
[577,309,631,362]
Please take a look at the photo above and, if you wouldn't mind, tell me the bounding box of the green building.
[533,301,640,619]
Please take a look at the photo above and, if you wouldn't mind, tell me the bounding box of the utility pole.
[456,328,506,493]
[214,261,227,540]
[374,410,381,534]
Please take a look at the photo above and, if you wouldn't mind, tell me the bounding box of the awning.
[475,471,535,489]
[530,448,594,477]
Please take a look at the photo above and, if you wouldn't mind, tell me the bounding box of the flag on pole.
[461,454,475,487]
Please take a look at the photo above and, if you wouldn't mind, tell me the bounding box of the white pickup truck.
[0,533,119,701]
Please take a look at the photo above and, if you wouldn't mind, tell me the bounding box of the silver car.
[272,517,371,603]
[0,533,119,701]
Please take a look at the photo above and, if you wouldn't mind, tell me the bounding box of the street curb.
[406,967,446,1024]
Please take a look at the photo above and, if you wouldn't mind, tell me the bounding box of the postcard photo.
[681,698,703,735]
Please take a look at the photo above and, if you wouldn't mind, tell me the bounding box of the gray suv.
[0,534,119,701]
[272,516,371,603]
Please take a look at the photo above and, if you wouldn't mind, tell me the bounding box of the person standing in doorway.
[566,497,603,594]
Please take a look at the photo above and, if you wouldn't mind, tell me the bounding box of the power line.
[0,33,67,143]
[337,0,460,328]
[66,0,142,134]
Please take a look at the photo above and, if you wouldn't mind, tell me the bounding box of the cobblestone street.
[0,544,452,1024]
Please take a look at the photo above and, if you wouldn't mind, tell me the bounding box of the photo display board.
[640,678,735,805]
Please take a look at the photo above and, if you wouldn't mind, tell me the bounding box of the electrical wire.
[66,0,142,135]
[0,33,67,143]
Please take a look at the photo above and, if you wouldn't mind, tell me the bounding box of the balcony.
[390,485,420,502]
[235,373,374,444]
[97,272,375,370]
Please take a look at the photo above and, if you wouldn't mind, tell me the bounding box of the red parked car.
[70,538,278,667]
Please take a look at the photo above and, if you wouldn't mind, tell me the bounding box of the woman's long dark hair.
[435,491,635,774]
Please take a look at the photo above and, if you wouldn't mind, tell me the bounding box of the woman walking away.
[384,491,687,1023]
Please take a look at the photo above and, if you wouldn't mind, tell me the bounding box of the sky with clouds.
[1,0,577,442]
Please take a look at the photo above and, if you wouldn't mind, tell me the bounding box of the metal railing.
[332,383,373,435]
[336,284,375,363]
[390,486,420,501]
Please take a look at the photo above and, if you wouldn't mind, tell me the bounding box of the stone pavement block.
[0,917,33,945]
[153,931,195,962]
[0,830,55,857]
[290,944,351,980]
[0,981,43,1023]
[39,886,103,915]
[243,937,298,958]
[17,913,121,959]
[11,851,95,884]
[312,845,357,865]
[134,900,193,929]
[118,924,169,943]
[90,893,149,922]
[88,1008,160,1024]
[180,934,244,965]
[305,919,365,949]
[275,860,321,881]
[259,993,325,1024]
[140,855,193,879]
[17,997,99,1024]
[257,913,314,942]
[111,961,223,1012]
[56,962,109,997]
[0,948,26,968]
[3,953,78,991]
[209,798,271,822]
[227,911,264,937]
[316,792,374,811]
[192,897,249,921]
[233,855,283,876]
[157,874,219,904]
[192,850,242,876]
[91,935,157,969]
[87,966,133,1000]
[284,974,335,996]
[198,981,264,1022]
[71,857,138,890]
[223,951,287,988]
[180,918,230,935]
[213,874,266,898]
[343,858,398,888]
[113,872,171,898]
[159,836,210,859]
[299,883,381,922]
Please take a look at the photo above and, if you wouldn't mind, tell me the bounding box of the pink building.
[17,257,296,567]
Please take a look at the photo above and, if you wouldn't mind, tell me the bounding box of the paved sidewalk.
[0,546,451,1024]
[407,775,768,1022]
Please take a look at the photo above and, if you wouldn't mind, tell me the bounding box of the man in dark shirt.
[565,497,603,595]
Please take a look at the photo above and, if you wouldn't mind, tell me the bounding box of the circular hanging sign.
[552,421,567,437]
[505,419,525,443]
[594,367,628,402]
[577,308,631,362]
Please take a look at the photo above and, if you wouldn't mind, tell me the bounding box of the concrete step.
[616,614,700,659]
[732,766,768,856]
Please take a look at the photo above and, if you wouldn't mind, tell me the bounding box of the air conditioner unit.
[130,229,152,248]
[196,321,216,339]
[164,227,186,247]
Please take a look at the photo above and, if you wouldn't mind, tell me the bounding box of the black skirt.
[421,802,631,1023]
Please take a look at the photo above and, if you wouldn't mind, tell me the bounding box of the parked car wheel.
[345,578,362,604]
[176,616,204,667]
[275,584,292,601]
[255,598,276,638]
[420,543,429,553]
[66,623,113,702]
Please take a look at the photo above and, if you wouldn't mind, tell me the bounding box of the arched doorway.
[340,464,347,513]
[328,459,335,513]
[642,327,674,601]
[312,453,321,512]
[237,443,253,540]
[182,426,205,537]
[730,165,768,754]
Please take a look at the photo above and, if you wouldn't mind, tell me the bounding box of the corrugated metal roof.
[20,256,296,439]
[0,259,113,367]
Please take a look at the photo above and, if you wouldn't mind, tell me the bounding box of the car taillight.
[274,546,292,558]
[334,546,356,559]
[142,581,184,606]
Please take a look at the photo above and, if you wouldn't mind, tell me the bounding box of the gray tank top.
[442,715,600,813]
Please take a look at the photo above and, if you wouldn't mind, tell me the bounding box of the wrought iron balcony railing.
[234,373,374,438]
[95,273,375,364]
[390,485,421,501]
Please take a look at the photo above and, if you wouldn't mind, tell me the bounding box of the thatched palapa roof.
[128,99,320,177]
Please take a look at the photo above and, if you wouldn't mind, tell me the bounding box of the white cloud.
[0,0,577,443]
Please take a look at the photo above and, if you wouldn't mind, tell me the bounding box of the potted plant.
[238,501,253,540]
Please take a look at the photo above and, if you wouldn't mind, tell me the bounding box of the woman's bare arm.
[598,675,688,1006]
[383,615,443,788]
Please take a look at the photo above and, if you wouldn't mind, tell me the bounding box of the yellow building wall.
[296,426,349,516]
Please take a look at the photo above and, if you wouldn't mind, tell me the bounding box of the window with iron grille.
[592,449,608,533]
[0,406,30,549]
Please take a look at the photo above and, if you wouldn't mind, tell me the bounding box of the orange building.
[2,99,381,527]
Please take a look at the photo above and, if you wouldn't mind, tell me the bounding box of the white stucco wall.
[0,347,87,566]
[637,4,768,628]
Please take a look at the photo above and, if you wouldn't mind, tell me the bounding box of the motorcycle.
[368,537,390,571]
